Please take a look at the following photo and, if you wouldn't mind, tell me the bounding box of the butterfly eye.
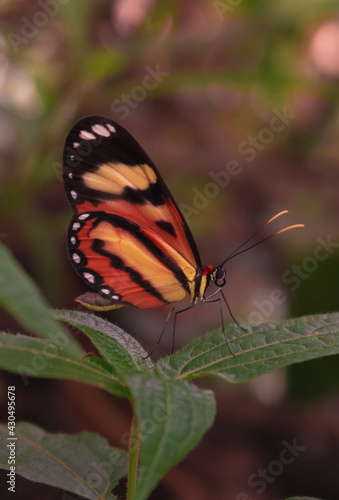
[215,268,226,287]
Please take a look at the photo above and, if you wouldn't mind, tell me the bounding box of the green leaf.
[0,243,81,357]
[158,313,339,382]
[87,355,119,376]
[0,332,128,397]
[0,422,128,500]
[125,373,216,500]
[53,310,154,376]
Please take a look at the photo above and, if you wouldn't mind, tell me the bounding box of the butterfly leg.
[171,303,196,354]
[203,290,235,357]
[144,302,195,359]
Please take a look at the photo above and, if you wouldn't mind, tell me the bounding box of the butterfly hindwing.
[62,116,202,309]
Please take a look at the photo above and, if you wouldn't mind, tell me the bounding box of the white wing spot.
[92,124,110,137]
[106,123,116,133]
[70,236,76,245]
[112,295,120,300]
[72,222,80,231]
[70,190,77,199]
[68,172,73,178]
[101,288,110,295]
[78,213,90,220]
[73,253,81,264]
[73,142,80,148]
[79,130,96,140]
[83,272,95,283]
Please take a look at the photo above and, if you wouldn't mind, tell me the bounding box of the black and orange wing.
[62,116,202,310]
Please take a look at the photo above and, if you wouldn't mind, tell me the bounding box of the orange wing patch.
[76,162,198,271]
[68,212,194,309]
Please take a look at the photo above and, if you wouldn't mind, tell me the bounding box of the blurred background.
[1,0,339,498]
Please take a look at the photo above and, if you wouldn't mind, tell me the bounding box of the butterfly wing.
[62,116,202,310]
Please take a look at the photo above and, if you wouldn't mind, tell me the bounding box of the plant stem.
[126,408,140,500]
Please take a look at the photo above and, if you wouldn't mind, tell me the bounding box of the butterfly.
[62,116,304,354]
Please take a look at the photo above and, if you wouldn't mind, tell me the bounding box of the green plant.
[0,242,338,500]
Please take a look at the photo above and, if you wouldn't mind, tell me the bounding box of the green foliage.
[0,243,80,356]
[287,252,339,402]
[286,497,323,500]
[0,423,128,500]
[52,309,155,376]
[125,374,215,500]
[0,244,336,499]
[158,313,339,381]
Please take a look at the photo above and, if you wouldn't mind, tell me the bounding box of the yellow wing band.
[83,163,157,195]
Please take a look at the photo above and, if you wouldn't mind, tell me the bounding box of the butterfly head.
[203,265,227,288]
[214,267,226,287]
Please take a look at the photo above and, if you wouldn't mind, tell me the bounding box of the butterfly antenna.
[219,210,304,267]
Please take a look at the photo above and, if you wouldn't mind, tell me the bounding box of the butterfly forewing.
[62,116,202,309]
